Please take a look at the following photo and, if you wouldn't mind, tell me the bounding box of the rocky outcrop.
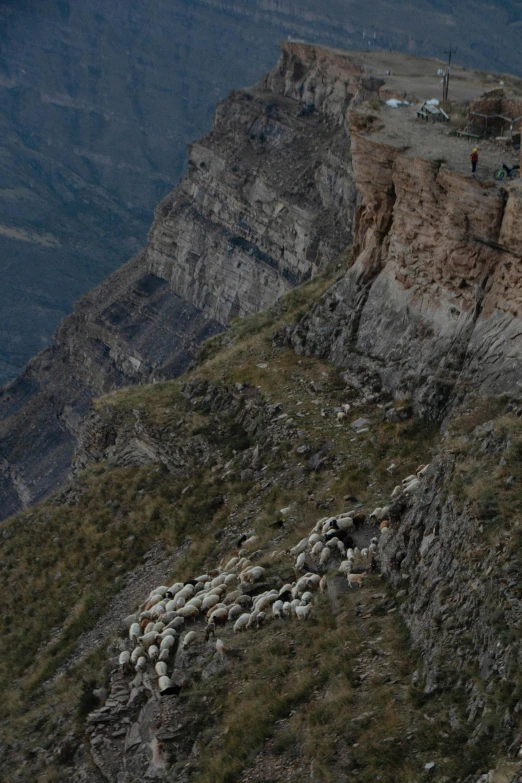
[0,43,362,522]
[379,435,522,754]
[288,128,522,417]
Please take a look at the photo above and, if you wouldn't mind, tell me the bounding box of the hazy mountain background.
[1,0,522,384]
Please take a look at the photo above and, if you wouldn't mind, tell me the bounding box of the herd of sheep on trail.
[119,463,429,694]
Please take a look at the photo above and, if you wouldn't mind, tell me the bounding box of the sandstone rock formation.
[288,126,522,418]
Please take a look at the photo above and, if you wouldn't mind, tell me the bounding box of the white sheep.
[148,645,159,662]
[160,635,176,651]
[337,517,354,530]
[158,676,174,694]
[320,547,331,567]
[311,541,324,556]
[224,573,236,586]
[228,604,243,621]
[159,649,170,663]
[319,575,327,592]
[391,485,402,499]
[182,631,197,648]
[290,538,308,556]
[418,464,430,477]
[402,474,417,485]
[135,656,147,672]
[339,560,353,575]
[255,592,279,612]
[301,591,313,604]
[201,593,220,611]
[403,478,421,494]
[160,628,177,639]
[296,604,312,620]
[290,599,301,615]
[177,605,200,620]
[337,411,346,422]
[155,661,168,677]
[131,645,144,665]
[272,600,283,618]
[234,613,251,633]
[224,556,240,572]
[129,622,141,643]
[307,574,321,589]
[119,651,131,668]
[282,602,292,617]
[166,583,184,597]
[295,552,307,570]
[242,535,259,550]
[360,548,369,560]
[139,632,160,649]
[337,540,346,556]
[308,533,322,546]
[326,536,339,550]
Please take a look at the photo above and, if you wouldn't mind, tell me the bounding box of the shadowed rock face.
[0,43,359,521]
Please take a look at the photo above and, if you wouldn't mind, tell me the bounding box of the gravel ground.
[361,104,520,181]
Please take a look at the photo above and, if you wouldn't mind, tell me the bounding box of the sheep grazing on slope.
[160,635,176,651]
[319,547,331,567]
[295,552,307,571]
[290,538,308,557]
[119,651,131,670]
[403,478,421,495]
[135,656,147,672]
[182,631,197,649]
[347,572,366,589]
[129,622,141,643]
[148,645,159,662]
[158,676,175,694]
[131,646,144,665]
[216,639,227,657]
[272,600,284,618]
[233,613,251,633]
[228,604,243,622]
[295,604,312,621]
[155,661,168,677]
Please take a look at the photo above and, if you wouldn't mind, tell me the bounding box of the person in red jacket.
[470,147,479,177]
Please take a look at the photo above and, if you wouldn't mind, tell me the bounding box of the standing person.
[470,147,479,177]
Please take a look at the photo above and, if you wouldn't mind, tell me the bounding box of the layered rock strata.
[0,43,360,521]
[288,129,522,417]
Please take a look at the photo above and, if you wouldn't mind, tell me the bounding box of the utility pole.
[443,44,457,102]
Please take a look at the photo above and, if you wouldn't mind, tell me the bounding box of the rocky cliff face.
[0,43,359,522]
[288,129,522,418]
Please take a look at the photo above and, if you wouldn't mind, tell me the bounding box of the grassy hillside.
[1,266,521,782]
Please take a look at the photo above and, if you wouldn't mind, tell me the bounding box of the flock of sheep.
[118,462,430,695]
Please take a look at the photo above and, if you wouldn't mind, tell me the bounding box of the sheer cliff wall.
[288,128,522,417]
[0,43,359,521]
